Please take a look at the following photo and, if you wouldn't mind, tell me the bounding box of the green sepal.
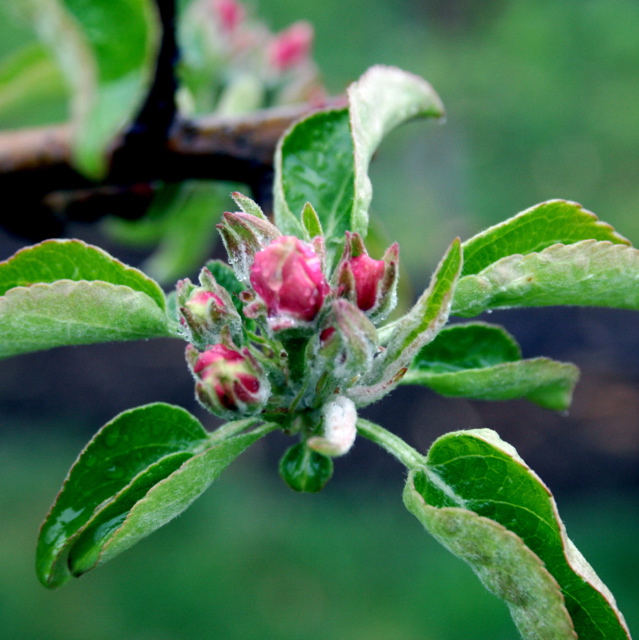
[462,200,630,277]
[36,403,272,588]
[453,240,639,317]
[402,323,579,410]
[404,429,631,640]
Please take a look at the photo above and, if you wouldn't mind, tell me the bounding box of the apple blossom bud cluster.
[179,0,325,117]
[178,195,401,489]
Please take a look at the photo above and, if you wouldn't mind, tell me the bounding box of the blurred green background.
[1,0,639,638]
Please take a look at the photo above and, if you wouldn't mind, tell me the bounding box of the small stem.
[207,417,264,444]
[356,418,425,470]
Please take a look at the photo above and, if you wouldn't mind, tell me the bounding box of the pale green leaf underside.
[408,429,631,640]
[403,357,579,411]
[404,485,577,640]
[27,0,160,177]
[349,65,444,238]
[37,403,209,588]
[0,239,166,309]
[0,280,172,359]
[0,42,66,117]
[453,240,639,317]
[462,200,630,277]
[81,425,274,574]
[403,322,579,410]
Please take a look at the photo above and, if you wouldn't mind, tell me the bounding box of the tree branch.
[0,99,344,239]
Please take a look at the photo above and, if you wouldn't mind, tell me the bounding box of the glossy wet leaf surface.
[403,323,579,410]
[274,66,444,262]
[37,404,272,587]
[405,429,631,640]
[461,200,630,277]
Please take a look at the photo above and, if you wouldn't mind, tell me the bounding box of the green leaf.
[0,239,166,308]
[462,200,630,277]
[274,66,444,261]
[0,240,172,357]
[348,238,462,406]
[402,323,580,410]
[0,280,173,358]
[69,426,272,575]
[0,42,66,119]
[404,429,631,640]
[348,65,444,239]
[37,403,208,588]
[453,240,639,317]
[26,0,160,178]
[36,403,272,587]
[274,107,352,243]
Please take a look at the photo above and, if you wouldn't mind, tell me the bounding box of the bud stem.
[356,418,425,470]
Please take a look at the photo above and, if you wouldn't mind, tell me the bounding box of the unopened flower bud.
[187,343,270,419]
[176,268,242,348]
[212,0,245,34]
[308,395,357,457]
[335,232,399,323]
[278,442,333,493]
[250,235,329,330]
[316,299,378,383]
[217,211,281,283]
[268,21,314,72]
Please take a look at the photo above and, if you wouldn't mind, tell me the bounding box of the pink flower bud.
[176,268,242,348]
[335,232,399,323]
[188,343,269,418]
[250,236,329,326]
[268,21,314,72]
[350,254,386,311]
[212,0,245,34]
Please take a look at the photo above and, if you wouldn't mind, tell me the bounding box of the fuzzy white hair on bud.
[308,395,357,457]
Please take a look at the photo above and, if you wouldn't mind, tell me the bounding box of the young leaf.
[0,280,173,358]
[453,240,639,317]
[401,323,580,410]
[0,42,66,119]
[0,240,173,357]
[274,66,444,259]
[68,426,273,576]
[348,238,462,406]
[404,429,631,640]
[36,403,272,587]
[274,107,352,243]
[462,200,630,277]
[25,0,160,178]
[0,239,166,309]
[348,65,444,239]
